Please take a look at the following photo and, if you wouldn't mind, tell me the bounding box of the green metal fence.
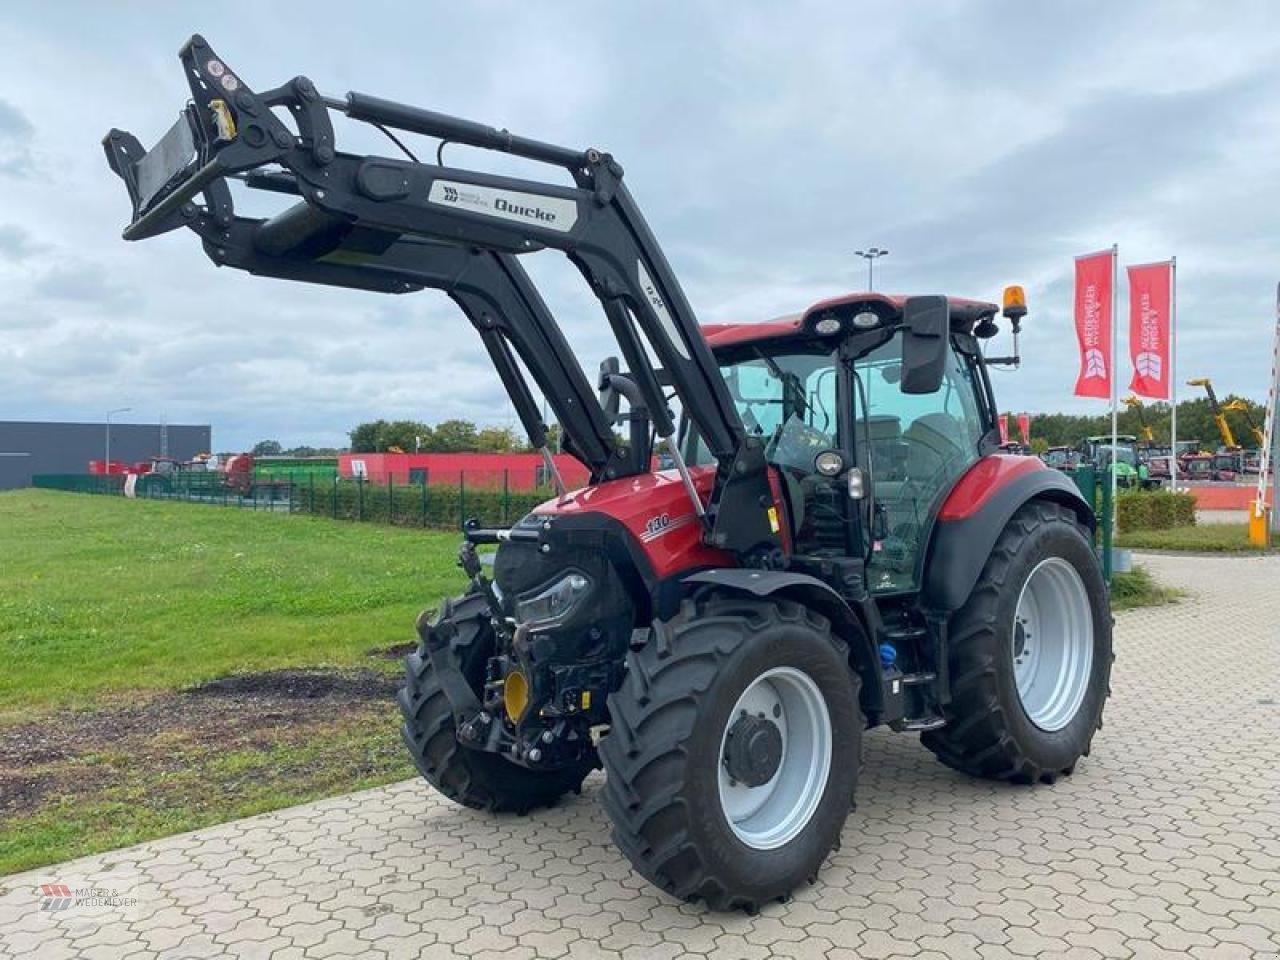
[33,474,125,495]
[30,471,556,530]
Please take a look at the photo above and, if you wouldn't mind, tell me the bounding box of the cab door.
[853,337,986,593]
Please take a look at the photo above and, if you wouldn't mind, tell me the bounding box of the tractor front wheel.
[922,501,1112,783]
[600,596,861,912]
[398,591,594,813]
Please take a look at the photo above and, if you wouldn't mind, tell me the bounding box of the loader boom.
[103,35,781,557]
[1187,378,1237,449]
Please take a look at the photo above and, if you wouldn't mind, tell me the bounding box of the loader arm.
[102,35,780,557]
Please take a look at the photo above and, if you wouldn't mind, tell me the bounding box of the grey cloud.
[0,223,41,261]
[0,99,34,177]
[34,262,133,306]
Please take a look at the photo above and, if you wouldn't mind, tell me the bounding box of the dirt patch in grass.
[0,668,404,823]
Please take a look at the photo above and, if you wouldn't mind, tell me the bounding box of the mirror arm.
[984,319,1023,367]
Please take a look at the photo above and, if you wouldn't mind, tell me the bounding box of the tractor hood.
[532,466,733,580]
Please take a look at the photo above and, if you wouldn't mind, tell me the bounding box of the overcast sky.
[2,2,1278,450]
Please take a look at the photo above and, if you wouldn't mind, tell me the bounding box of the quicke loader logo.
[428,180,578,232]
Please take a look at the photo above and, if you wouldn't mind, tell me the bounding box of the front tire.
[922,501,1113,783]
[600,596,861,911]
[398,591,594,813]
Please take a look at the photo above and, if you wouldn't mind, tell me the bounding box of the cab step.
[902,715,947,732]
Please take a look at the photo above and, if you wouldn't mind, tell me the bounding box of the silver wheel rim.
[717,666,832,850]
[1012,557,1094,732]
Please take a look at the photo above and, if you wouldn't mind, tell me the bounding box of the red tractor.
[106,38,1113,911]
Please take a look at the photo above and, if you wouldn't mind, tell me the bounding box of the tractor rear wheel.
[600,596,861,912]
[398,591,594,813]
[922,501,1112,783]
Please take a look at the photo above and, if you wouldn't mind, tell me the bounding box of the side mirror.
[900,295,949,394]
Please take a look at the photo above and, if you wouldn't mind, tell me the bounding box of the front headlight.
[515,572,592,626]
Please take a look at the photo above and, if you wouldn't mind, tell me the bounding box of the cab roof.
[701,291,999,348]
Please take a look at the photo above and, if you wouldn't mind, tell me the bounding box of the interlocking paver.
[2,552,1278,959]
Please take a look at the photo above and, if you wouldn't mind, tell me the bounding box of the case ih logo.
[40,884,73,912]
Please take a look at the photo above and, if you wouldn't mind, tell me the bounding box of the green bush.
[291,477,553,530]
[1115,489,1195,531]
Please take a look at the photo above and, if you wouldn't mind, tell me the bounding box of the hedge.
[1115,489,1196,531]
[290,477,553,530]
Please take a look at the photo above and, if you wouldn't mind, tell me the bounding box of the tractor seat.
[903,412,965,477]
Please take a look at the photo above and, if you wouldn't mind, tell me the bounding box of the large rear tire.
[922,501,1112,783]
[600,596,861,912]
[398,591,594,813]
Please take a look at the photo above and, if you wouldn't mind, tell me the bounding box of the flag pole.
[1110,244,1119,512]
[1170,256,1178,493]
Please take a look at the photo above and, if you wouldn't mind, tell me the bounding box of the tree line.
[251,394,1269,458]
[1019,394,1269,450]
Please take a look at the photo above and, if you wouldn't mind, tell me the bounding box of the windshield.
[1096,444,1137,467]
[686,346,837,473]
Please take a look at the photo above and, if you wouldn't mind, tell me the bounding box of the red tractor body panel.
[533,466,735,579]
[937,455,1044,520]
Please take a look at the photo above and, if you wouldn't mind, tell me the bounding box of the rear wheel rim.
[717,666,832,850]
[1012,557,1094,732]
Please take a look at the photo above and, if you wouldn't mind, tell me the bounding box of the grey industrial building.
[0,421,212,490]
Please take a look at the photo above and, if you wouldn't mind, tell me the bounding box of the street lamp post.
[105,407,131,472]
[854,247,889,290]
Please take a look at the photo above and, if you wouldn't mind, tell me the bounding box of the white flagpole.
[1111,244,1119,510]
[1170,257,1178,493]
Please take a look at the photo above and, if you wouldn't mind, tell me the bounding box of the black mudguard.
[922,468,1094,615]
[682,569,884,721]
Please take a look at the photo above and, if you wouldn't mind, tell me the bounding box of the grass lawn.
[1117,523,1277,553]
[0,489,464,876]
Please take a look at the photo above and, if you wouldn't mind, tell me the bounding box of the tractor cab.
[689,293,1002,593]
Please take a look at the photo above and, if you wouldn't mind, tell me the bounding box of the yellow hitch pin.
[209,99,237,142]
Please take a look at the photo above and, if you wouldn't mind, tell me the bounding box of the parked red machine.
[106,37,1113,911]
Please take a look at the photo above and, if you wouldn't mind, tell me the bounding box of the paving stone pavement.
[2,552,1277,959]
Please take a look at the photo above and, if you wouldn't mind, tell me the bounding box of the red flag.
[1073,250,1114,398]
[1127,261,1173,399]
[998,414,1009,444]
[1017,413,1031,443]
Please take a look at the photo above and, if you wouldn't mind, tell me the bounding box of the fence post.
[502,469,510,526]
[357,476,365,522]
[420,475,428,527]
[309,473,315,514]
[1100,466,1114,584]
[332,475,338,519]
[459,471,466,530]
[388,472,394,524]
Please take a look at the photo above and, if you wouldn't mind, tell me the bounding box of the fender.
[922,456,1094,614]
[682,569,885,722]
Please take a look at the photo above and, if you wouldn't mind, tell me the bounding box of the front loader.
[105,36,1114,911]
